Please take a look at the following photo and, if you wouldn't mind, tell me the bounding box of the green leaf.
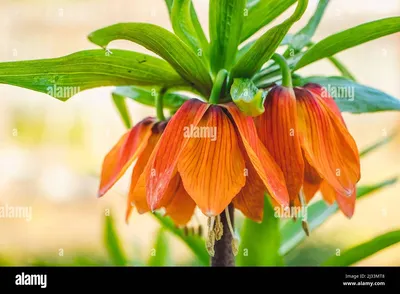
[209,0,246,74]
[279,178,398,256]
[171,0,209,59]
[323,230,400,266]
[232,0,308,78]
[147,229,170,266]
[0,49,189,101]
[297,76,400,113]
[289,0,329,51]
[360,131,397,157]
[241,0,297,42]
[104,214,127,265]
[230,78,265,116]
[237,196,284,266]
[112,93,132,129]
[326,56,356,81]
[153,212,209,266]
[113,86,189,110]
[295,16,400,70]
[164,0,174,15]
[88,23,212,96]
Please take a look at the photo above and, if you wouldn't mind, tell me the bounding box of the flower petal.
[233,153,265,222]
[302,158,323,202]
[255,86,304,203]
[320,181,356,218]
[177,106,246,216]
[222,103,289,207]
[164,176,197,226]
[146,99,209,210]
[296,88,360,196]
[98,117,156,197]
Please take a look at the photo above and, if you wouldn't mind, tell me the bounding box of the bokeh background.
[0,0,399,266]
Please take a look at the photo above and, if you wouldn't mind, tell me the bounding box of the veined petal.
[320,180,356,218]
[223,103,289,207]
[146,99,209,210]
[98,117,156,197]
[302,157,323,202]
[125,123,166,220]
[256,86,304,203]
[296,88,359,197]
[164,176,196,226]
[233,152,265,222]
[178,106,246,216]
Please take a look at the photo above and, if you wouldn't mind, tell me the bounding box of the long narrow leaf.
[171,0,209,60]
[232,0,308,78]
[279,178,398,256]
[241,0,297,42]
[104,214,127,265]
[209,0,246,74]
[298,76,400,113]
[88,23,212,96]
[153,212,210,266]
[113,86,189,110]
[323,230,400,266]
[147,229,170,266]
[237,197,284,266]
[289,0,330,51]
[0,49,188,101]
[295,16,400,70]
[112,93,132,129]
[360,131,397,157]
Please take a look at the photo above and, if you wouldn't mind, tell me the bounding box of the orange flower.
[97,117,195,226]
[98,98,289,226]
[255,83,360,218]
[145,99,289,223]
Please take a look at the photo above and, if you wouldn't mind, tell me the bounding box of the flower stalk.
[211,203,235,267]
[209,69,228,104]
[270,53,293,88]
[156,88,166,121]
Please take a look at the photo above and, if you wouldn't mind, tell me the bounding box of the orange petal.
[164,176,196,226]
[125,123,166,221]
[146,99,209,210]
[320,181,356,218]
[255,86,304,202]
[222,103,289,207]
[233,153,265,222]
[98,117,156,197]
[177,106,246,216]
[296,88,360,197]
[302,157,323,202]
[126,168,180,222]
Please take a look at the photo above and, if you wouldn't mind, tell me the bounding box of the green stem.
[270,53,292,88]
[209,69,228,104]
[156,88,166,121]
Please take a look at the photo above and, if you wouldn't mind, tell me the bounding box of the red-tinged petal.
[320,181,356,218]
[146,99,209,210]
[302,158,323,203]
[222,103,289,207]
[177,106,246,216]
[296,88,360,196]
[255,86,304,203]
[233,153,265,222]
[125,124,166,221]
[164,176,196,226]
[98,117,156,197]
[126,168,180,222]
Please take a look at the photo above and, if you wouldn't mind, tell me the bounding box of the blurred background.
[0,0,399,266]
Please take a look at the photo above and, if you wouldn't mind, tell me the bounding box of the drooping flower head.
[256,83,360,219]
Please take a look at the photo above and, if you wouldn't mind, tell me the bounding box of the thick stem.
[211,203,235,267]
[209,69,228,104]
[270,53,293,88]
[155,88,166,121]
